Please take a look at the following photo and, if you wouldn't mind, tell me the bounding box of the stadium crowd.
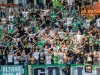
[0,0,100,65]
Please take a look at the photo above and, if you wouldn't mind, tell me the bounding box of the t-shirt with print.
[67,17,73,25]
[19,59,25,65]
[9,15,14,21]
[14,56,19,65]
[96,18,100,27]
[71,10,77,17]
[75,34,83,43]
[8,54,13,63]
[22,11,28,17]
[86,20,90,27]
[1,18,6,24]
[58,31,64,37]
[39,54,45,64]
[8,23,14,30]
[33,52,39,60]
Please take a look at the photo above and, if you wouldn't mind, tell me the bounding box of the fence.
[0,64,100,75]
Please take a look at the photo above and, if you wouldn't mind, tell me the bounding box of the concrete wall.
[0,0,7,4]
[13,0,18,4]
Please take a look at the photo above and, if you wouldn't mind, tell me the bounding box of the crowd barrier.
[0,64,100,75]
[71,65,100,75]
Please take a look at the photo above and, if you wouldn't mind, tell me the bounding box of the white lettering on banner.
[16,73,21,75]
[3,67,6,72]
[3,73,21,75]
[1,66,23,75]
[2,66,21,72]
[3,73,13,75]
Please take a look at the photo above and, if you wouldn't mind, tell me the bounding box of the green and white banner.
[71,65,100,75]
[28,64,70,75]
[1,65,24,75]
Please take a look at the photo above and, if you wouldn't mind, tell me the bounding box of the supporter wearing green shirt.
[51,11,57,21]
[52,51,59,64]
[53,55,59,64]
[72,20,78,32]
[64,32,70,40]
[69,43,74,52]
[52,0,57,8]
[22,17,26,25]
[63,32,70,44]
[39,0,44,9]
[64,6,69,16]
[50,11,57,28]
[36,38,46,49]
[34,25,40,33]
[56,0,63,9]
[6,41,13,47]
[0,24,4,37]
[71,7,78,17]
[12,18,18,24]
[8,29,14,35]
